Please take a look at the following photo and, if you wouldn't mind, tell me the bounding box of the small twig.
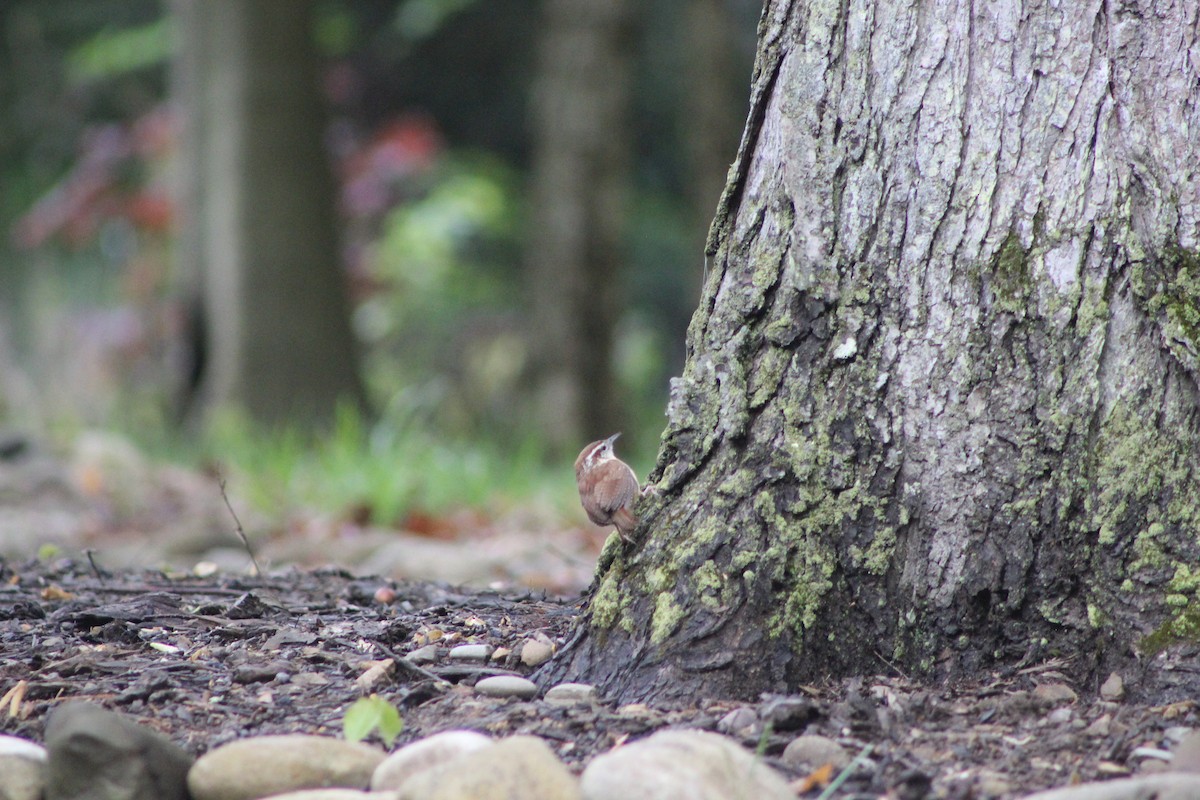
[873,649,910,681]
[373,642,448,685]
[84,549,106,581]
[216,475,261,576]
[1017,657,1071,675]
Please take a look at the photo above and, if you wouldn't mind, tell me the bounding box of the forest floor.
[0,432,1193,798]
[0,559,1192,799]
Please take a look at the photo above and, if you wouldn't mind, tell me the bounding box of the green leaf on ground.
[343,694,404,747]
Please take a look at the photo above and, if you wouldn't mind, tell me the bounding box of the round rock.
[188,735,385,800]
[371,730,493,791]
[1100,672,1125,702]
[1020,774,1200,799]
[448,644,493,663]
[405,645,439,665]
[396,735,578,800]
[544,683,598,706]
[258,792,394,800]
[474,676,538,699]
[1032,682,1077,706]
[45,702,193,800]
[581,729,792,800]
[782,734,849,770]
[0,735,47,800]
[716,708,759,737]
[520,639,555,667]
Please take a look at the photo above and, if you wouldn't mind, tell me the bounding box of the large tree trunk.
[525,0,632,450]
[175,0,366,426]
[548,0,1200,703]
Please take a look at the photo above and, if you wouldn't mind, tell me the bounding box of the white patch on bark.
[1044,238,1082,291]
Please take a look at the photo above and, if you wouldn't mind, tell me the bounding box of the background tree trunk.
[168,0,210,424]
[174,0,366,427]
[525,0,632,450]
[548,0,1200,703]
[681,0,745,287]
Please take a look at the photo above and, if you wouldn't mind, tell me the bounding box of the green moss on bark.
[694,560,725,609]
[591,567,628,632]
[1089,400,1199,571]
[651,592,684,644]
[1134,245,1200,351]
[992,230,1032,313]
[1085,389,1200,655]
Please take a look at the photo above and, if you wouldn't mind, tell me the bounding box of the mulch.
[0,558,1188,798]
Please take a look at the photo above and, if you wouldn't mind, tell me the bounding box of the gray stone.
[1032,683,1077,707]
[520,638,555,667]
[1100,673,1125,702]
[448,644,493,663]
[1083,714,1112,737]
[544,683,598,706]
[44,702,193,800]
[1172,731,1200,772]
[188,735,385,800]
[1164,727,1195,745]
[405,645,439,665]
[474,675,538,699]
[759,696,816,731]
[371,731,493,791]
[396,735,578,800]
[975,770,1011,799]
[781,734,850,770]
[1019,774,1200,799]
[0,735,46,800]
[581,729,792,800]
[1131,746,1172,764]
[1047,707,1074,724]
[716,708,759,737]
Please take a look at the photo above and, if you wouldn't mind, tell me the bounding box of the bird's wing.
[595,467,637,515]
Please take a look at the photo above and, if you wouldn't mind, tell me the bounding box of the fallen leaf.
[40,585,74,601]
[1160,700,1196,720]
[791,762,835,794]
[356,659,395,690]
[1,681,28,718]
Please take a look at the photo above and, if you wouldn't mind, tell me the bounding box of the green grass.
[188,402,578,527]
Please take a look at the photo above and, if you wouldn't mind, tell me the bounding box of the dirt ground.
[0,557,1189,799]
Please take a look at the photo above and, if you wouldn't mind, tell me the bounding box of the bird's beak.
[607,432,622,446]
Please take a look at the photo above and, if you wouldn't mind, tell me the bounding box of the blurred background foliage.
[0,0,757,526]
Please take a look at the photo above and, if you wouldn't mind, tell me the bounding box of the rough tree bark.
[547,0,1200,703]
[525,0,632,450]
[174,0,366,426]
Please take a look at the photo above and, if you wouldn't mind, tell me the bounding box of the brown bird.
[575,433,640,542]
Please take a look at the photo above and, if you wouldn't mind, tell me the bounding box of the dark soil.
[0,559,1185,798]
